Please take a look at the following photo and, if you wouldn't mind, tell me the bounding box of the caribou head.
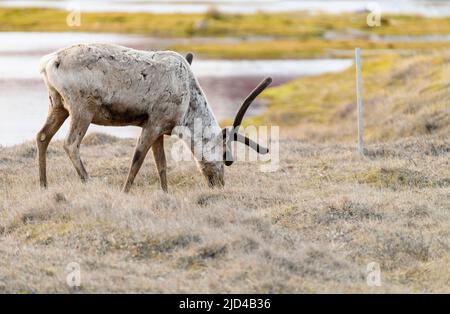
[182,56,272,187]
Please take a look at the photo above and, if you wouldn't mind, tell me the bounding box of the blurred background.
[0,0,449,145]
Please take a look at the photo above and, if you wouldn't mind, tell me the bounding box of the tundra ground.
[0,46,448,292]
[0,132,448,293]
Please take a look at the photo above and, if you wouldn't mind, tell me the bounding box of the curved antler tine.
[234,133,269,154]
[185,52,193,65]
[233,77,272,129]
[222,128,234,166]
[224,152,234,166]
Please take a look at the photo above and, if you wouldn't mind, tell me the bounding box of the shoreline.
[1,0,450,16]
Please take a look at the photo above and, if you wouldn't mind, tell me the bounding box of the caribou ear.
[185,52,193,65]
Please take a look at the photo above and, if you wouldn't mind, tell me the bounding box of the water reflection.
[0,32,352,146]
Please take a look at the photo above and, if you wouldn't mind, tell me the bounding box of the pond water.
[0,32,353,146]
[1,0,450,16]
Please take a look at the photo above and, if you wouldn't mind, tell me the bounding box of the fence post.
[355,48,364,155]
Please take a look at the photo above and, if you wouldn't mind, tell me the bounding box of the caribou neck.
[179,78,222,148]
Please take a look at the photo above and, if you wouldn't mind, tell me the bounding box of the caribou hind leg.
[152,135,168,192]
[63,110,93,183]
[36,90,69,188]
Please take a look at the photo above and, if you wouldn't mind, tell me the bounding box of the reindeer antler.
[233,77,272,129]
[223,77,272,166]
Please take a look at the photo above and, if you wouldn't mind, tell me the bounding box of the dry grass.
[172,39,450,59]
[3,8,450,59]
[3,9,450,37]
[0,132,448,293]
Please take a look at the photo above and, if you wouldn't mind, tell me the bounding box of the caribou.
[37,43,271,192]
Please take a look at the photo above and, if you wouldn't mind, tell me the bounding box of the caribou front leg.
[152,136,168,192]
[122,126,159,193]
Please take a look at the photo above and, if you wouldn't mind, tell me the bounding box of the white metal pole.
[355,48,364,155]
